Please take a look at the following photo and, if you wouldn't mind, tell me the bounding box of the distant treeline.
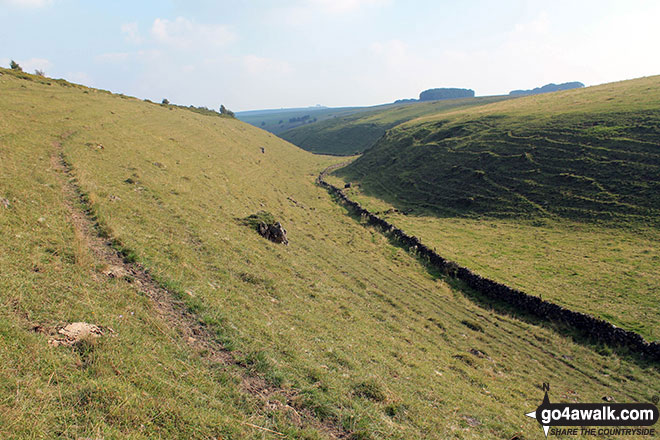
[394,87,475,104]
[288,115,318,123]
[509,82,584,96]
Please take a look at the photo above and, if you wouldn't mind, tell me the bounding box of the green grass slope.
[1,68,658,439]
[280,97,511,155]
[338,76,660,224]
[332,76,660,339]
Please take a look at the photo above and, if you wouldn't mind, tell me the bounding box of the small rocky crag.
[257,221,288,244]
[244,211,288,245]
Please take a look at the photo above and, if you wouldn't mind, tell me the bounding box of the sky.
[1,0,660,111]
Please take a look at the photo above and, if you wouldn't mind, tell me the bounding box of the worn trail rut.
[51,141,350,439]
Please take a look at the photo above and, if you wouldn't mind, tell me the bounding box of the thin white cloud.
[1,0,53,7]
[275,0,390,26]
[309,0,389,13]
[95,52,131,64]
[121,22,143,44]
[243,55,293,76]
[95,50,163,66]
[151,17,235,49]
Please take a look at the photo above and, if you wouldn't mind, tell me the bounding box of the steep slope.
[1,69,658,440]
[280,96,511,155]
[339,76,660,224]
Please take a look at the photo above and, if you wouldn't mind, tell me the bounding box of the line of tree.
[419,88,475,101]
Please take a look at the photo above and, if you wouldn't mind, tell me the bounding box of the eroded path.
[51,140,350,439]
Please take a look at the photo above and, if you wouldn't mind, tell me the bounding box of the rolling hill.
[330,76,660,340]
[338,76,660,225]
[1,67,658,440]
[236,106,366,135]
[279,96,512,155]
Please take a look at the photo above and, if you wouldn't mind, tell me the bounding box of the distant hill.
[509,81,584,96]
[235,105,364,135]
[419,87,475,101]
[280,96,510,155]
[337,76,660,225]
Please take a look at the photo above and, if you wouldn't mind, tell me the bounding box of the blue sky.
[2,0,659,111]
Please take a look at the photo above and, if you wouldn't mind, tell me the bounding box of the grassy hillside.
[331,75,660,339]
[325,175,660,341]
[338,76,660,224]
[1,68,658,439]
[280,97,511,155]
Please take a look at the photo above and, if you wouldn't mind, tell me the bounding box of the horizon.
[2,0,660,111]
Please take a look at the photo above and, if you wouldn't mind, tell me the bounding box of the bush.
[34,69,45,77]
[219,104,235,118]
[161,98,170,105]
[10,60,22,71]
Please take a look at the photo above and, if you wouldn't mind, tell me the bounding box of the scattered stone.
[96,144,104,150]
[1,198,9,208]
[243,211,288,244]
[257,221,288,245]
[38,217,46,223]
[49,322,108,347]
[602,396,614,402]
[31,325,47,334]
[153,162,166,169]
[102,265,128,279]
[469,348,487,358]
[463,416,481,427]
[108,195,121,202]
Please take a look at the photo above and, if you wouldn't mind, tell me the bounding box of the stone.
[49,322,107,347]
[257,221,288,245]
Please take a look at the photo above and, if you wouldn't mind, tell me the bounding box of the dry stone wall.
[317,167,660,362]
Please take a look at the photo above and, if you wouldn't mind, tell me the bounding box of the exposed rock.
[257,221,288,245]
[463,416,482,427]
[49,322,108,347]
[344,182,352,188]
[469,348,487,358]
[102,265,128,279]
